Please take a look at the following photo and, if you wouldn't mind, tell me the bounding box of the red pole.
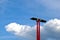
[36,20,40,40]
[30,17,46,40]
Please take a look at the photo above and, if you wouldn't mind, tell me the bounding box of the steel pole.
[30,17,46,40]
[36,20,40,40]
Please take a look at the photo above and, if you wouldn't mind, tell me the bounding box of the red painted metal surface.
[36,20,40,40]
[30,17,46,40]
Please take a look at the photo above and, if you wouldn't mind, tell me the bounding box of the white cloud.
[5,19,60,40]
[5,23,36,40]
[44,19,60,40]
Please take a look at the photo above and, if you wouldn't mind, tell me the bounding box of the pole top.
[30,17,46,22]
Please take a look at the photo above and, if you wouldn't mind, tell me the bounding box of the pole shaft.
[36,20,40,40]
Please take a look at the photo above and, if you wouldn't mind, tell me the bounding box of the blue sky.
[0,0,60,40]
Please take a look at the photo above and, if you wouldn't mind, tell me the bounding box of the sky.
[0,0,60,40]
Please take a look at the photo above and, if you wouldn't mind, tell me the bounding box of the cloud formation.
[5,19,60,40]
[5,23,36,40]
[44,19,60,40]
